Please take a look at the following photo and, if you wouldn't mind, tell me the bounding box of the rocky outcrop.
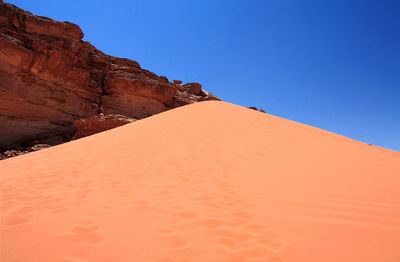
[72,114,136,139]
[0,0,220,153]
[247,107,266,113]
[183,83,203,96]
[0,144,51,160]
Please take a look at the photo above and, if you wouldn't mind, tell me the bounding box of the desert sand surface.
[1,101,400,262]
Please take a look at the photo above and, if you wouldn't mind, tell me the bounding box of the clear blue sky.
[13,0,400,151]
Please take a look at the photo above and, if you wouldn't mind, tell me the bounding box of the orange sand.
[1,101,400,262]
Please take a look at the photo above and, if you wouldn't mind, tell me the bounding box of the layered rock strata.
[0,1,220,153]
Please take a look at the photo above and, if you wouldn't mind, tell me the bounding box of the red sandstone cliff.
[0,0,220,152]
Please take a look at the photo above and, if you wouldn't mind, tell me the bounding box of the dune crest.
[1,101,400,262]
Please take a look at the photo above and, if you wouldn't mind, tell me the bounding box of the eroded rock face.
[0,1,220,152]
[72,114,136,140]
[183,83,203,96]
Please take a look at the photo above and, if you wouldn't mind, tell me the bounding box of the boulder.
[72,114,136,139]
[183,82,203,96]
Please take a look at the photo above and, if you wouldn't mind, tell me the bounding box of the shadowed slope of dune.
[1,101,400,262]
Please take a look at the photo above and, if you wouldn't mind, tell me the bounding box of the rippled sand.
[1,101,400,262]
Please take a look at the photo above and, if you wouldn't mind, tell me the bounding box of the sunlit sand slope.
[1,101,400,262]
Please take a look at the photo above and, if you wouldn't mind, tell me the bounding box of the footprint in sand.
[49,205,69,213]
[2,214,34,226]
[157,228,174,236]
[226,245,269,261]
[218,237,241,249]
[1,213,35,232]
[257,233,285,253]
[199,218,225,229]
[53,221,103,246]
[41,197,68,213]
[11,205,38,216]
[246,224,266,233]
[231,210,252,220]
[164,235,189,250]
[214,229,251,244]
[60,242,99,262]
[53,220,103,262]
[174,211,198,220]
[70,224,99,234]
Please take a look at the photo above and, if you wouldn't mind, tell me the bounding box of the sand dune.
[1,101,399,262]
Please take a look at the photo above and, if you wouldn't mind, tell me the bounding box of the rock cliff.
[0,0,220,153]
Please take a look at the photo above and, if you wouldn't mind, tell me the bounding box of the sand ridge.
[1,101,400,262]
